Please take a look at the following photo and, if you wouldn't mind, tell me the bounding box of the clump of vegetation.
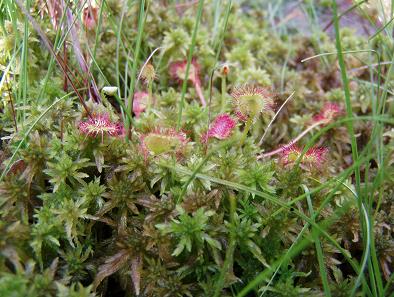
[0,0,393,296]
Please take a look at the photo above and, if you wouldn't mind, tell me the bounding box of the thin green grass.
[237,111,393,295]
[169,114,393,255]
[115,0,128,98]
[176,0,204,130]
[0,93,75,182]
[238,167,373,297]
[19,0,29,122]
[213,191,237,297]
[37,1,74,100]
[171,153,369,296]
[206,0,232,151]
[126,0,146,139]
[0,44,21,92]
[2,1,393,296]
[211,0,222,43]
[328,4,385,294]
[93,0,106,59]
[303,184,332,297]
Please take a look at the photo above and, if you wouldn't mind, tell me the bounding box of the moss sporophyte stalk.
[170,58,207,106]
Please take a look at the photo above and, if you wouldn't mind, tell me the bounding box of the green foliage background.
[0,0,393,296]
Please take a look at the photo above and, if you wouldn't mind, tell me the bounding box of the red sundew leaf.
[230,85,275,122]
[202,113,236,143]
[313,102,343,125]
[78,113,124,139]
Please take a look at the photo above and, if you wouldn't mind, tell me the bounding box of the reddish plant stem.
[63,42,68,91]
[258,121,323,159]
[14,0,92,117]
[203,67,217,155]
[195,82,207,107]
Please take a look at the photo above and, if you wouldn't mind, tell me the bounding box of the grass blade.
[176,0,205,130]
[0,93,74,181]
[303,184,332,297]
[125,0,146,139]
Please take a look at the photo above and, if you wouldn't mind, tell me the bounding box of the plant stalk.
[5,76,18,132]
[147,80,153,113]
[176,0,205,130]
[213,191,236,297]
[220,75,227,112]
[126,0,146,140]
[195,82,207,106]
[239,117,253,146]
[259,120,323,158]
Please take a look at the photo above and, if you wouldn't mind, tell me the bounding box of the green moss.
[0,1,392,296]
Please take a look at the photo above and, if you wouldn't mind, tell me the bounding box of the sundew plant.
[0,0,394,296]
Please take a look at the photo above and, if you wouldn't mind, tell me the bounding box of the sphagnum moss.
[0,1,393,297]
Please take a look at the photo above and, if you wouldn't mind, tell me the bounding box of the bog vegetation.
[0,0,393,296]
